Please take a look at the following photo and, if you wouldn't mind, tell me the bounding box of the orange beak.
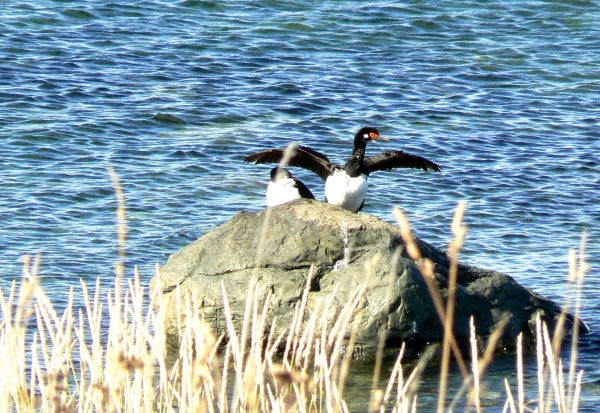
[369,132,390,142]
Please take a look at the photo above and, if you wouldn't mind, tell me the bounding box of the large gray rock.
[151,199,586,356]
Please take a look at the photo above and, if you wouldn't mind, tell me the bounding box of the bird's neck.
[344,144,366,177]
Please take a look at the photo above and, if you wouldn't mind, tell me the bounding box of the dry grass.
[0,199,588,412]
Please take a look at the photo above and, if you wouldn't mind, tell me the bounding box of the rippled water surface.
[1,1,599,410]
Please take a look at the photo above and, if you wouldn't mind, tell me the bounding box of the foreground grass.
[0,176,589,412]
[0,231,587,412]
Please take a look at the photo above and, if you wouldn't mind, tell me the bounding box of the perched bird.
[245,127,441,212]
[266,167,315,207]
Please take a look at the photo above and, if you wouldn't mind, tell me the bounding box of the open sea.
[1,0,599,411]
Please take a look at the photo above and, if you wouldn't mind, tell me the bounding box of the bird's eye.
[369,132,379,139]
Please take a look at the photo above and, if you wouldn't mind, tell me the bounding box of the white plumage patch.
[266,177,302,207]
[324,169,368,212]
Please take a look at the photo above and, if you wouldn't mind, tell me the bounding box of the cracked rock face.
[151,199,586,356]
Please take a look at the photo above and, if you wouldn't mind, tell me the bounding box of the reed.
[0,205,588,412]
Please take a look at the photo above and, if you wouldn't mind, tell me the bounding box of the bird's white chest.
[324,170,368,212]
[266,178,301,207]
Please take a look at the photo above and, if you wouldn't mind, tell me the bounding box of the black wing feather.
[244,145,336,181]
[362,150,442,175]
[293,178,316,199]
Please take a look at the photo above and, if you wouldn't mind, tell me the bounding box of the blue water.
[1,1,599,410]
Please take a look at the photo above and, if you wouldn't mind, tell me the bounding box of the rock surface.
[151,199,586,355]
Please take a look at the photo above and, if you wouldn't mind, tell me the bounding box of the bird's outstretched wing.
[245,145,336,181]
[362,150,442,175]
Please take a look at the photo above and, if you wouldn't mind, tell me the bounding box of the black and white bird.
[266,167,315,207]
[245,127,441,212]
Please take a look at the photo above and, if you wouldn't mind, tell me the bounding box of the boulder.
[151,199,587,356]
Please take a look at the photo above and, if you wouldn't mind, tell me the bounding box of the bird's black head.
[270,167,292,182]
[353,127,389,146]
